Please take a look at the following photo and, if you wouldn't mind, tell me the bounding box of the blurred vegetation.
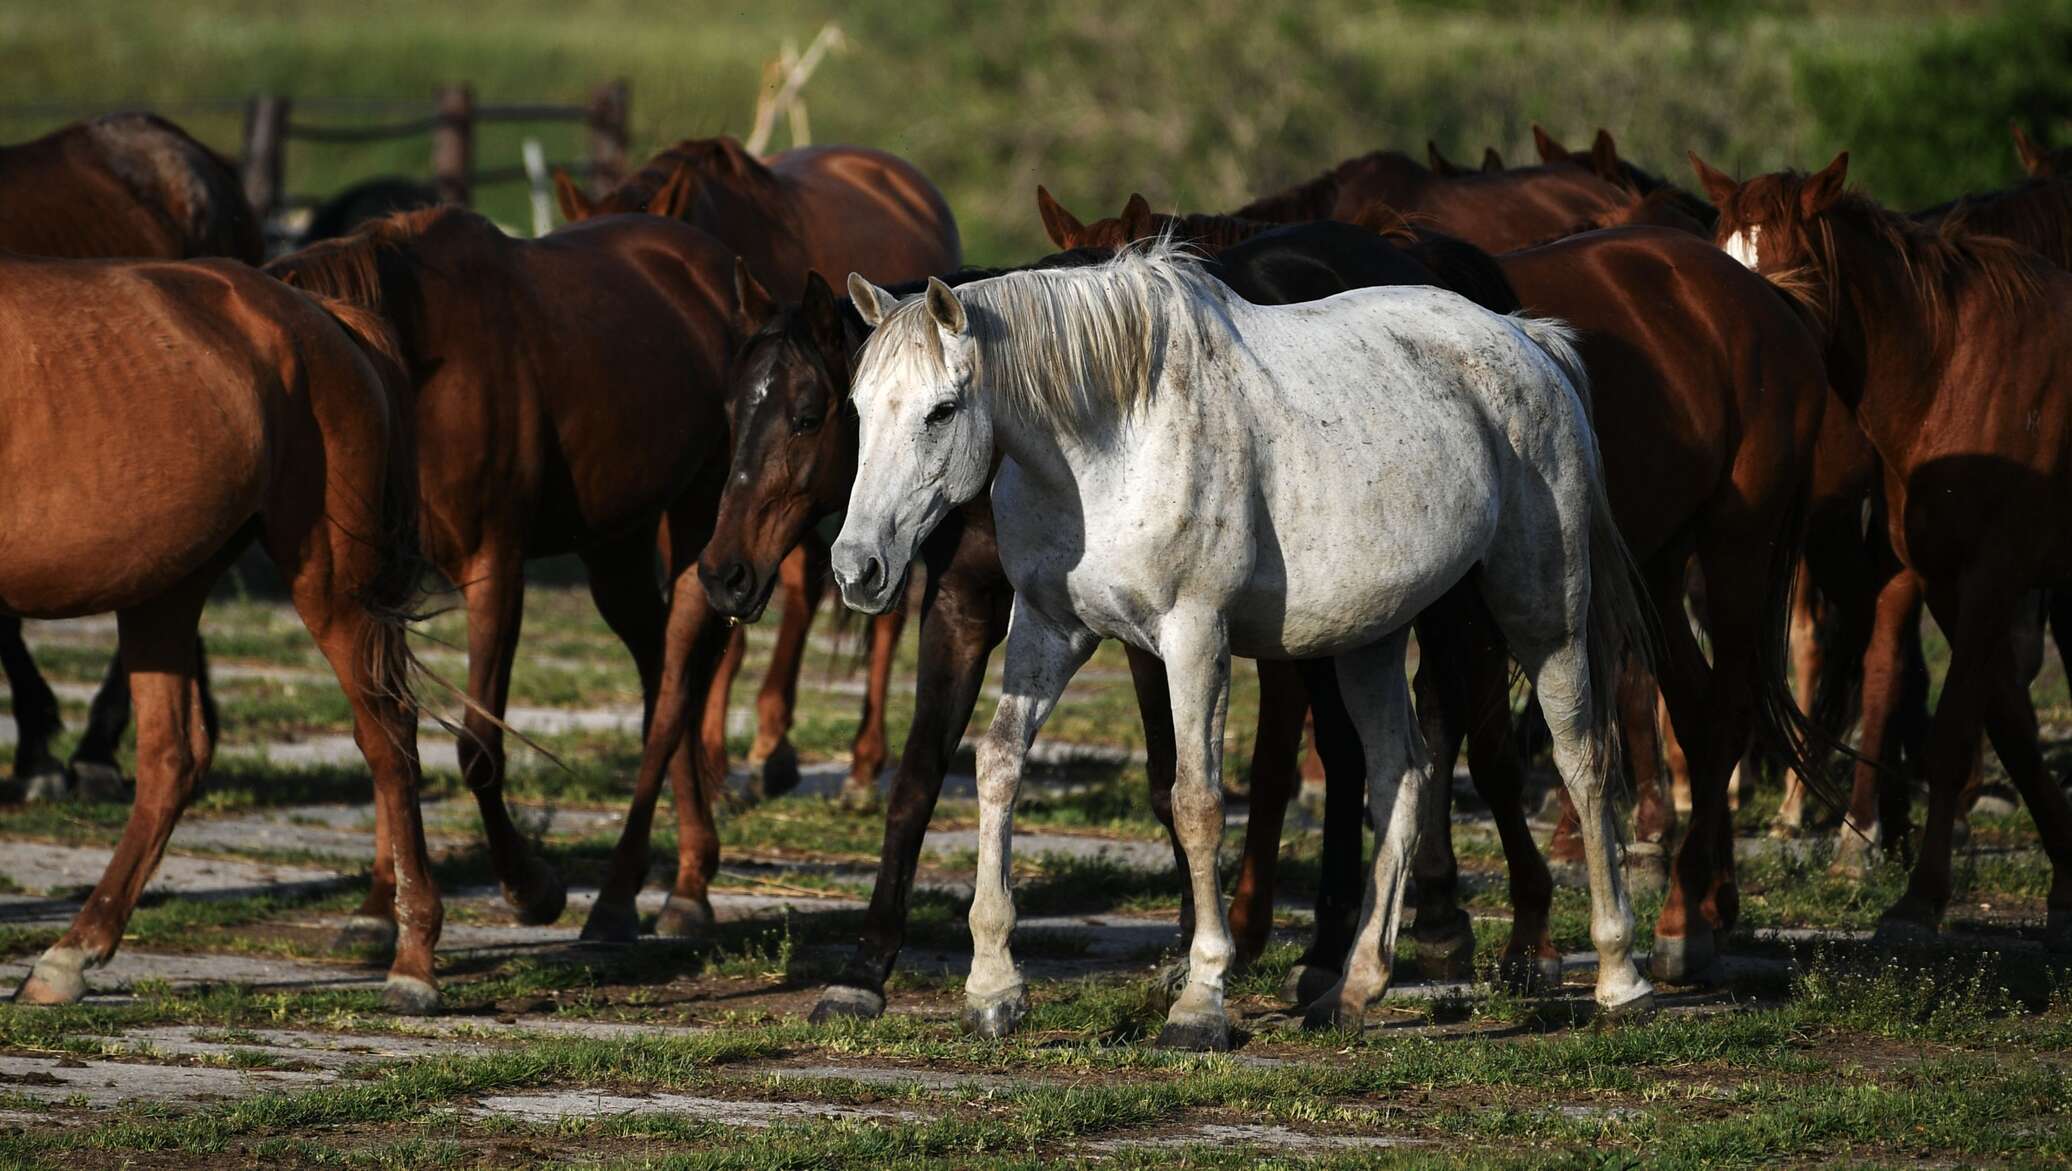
[0,0,2060,264]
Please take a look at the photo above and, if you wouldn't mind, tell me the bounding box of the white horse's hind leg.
[1155,610,1236,1051]
[965,603,1098,1038]
[1302,630,1429,1032]
[1516,635,1653,1016]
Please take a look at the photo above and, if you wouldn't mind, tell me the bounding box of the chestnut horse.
[2013,121,2072,179]
[4,252,442,1012]
[697,212,1527,1022]
[1694,150,2072,952]
[559,135,962,806]
[268,206,744,944]
[0,113,261,798]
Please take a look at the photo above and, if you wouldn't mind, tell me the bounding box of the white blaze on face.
[1724,225,1762,270]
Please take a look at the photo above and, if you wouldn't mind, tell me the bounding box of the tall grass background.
[0,0,2065,263]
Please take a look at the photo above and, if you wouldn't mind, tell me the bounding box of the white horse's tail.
[1516,313,1656,778]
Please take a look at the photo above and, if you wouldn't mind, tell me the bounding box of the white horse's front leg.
[966,602,1098,1038]
[1157,610,1236,1051]
[1304,629,1428,1033]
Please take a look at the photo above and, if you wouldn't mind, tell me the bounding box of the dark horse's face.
[1689,150,1851,279]
[699,269,858,620]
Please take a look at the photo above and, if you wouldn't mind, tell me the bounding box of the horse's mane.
[264,206,470,352]
[1916,177,2072,270]
[855,241,1225,441]
[1750,180,2046,341]
[600,136,776,211]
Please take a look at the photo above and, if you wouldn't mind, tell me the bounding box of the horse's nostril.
[861,556,884,594]
[721,561,750,594]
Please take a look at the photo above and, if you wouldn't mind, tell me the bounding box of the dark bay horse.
[1232,146,1635,252]
[1695,151,2072,952]
[560,135,963,806]
[4,253,442,1012]
[2013,121,2072,178]
[268,206,744,944]
[697,214,1527,1022]
[0,113,261,797]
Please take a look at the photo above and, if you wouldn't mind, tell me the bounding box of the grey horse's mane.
[855,239,1227,439]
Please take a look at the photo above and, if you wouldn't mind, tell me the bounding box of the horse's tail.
[1516,314,1657,779]
[1750,482,1860,812]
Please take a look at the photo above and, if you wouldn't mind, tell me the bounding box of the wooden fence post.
[586,79,629,195]
[240,95,289,220]
[432,83,475,207]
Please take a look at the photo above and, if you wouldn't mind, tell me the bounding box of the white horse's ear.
[848,272,898,328]
[925,276,966,336]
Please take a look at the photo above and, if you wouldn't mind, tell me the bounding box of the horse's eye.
[791,412,824,435]
[924,401,958,426]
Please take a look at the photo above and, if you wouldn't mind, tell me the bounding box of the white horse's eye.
[924,401,958,426]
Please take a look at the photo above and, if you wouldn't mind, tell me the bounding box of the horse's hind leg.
[1302,630,1430,1032]
[747,545,821,801]
[17,582,213,1005]
[1280,658,1364,1006]
[843,609,908,810]
[453,549,564,926]
[1226,659,1308,971]
[0,618,67,799]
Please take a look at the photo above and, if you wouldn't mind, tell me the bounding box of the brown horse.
[560,135,962,806]
[4,252,441,1011]
[0,113,262,798]
[268,206,744,944]
[2013,120,2072,178]
[1693,150,2072,951]
[1233,146,1634,252]
[1529,125,1718,229]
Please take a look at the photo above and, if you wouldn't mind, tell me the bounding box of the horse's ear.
[1121,193,1154,241]
[847,272,898,328]
[1801,151,1849,218]
[1532,124,1569,163]
[646,163,696,220]
[1481,146,1505,173]
[1588,129,1622,183]
[2012,120,2045,176]
[801,270,845,351]
[924,276,966,336]
[1427,141,1462,176]
[553,170,595,222]
[1687,151,1739,208]
[733,257,776,333]
[1035,185,1086,249]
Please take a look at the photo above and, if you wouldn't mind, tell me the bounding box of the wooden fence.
[238,81,630,219]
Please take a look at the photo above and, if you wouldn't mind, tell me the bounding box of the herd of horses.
[2,106,2070,1050]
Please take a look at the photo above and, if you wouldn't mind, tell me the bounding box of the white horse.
[832,244,1652,1050]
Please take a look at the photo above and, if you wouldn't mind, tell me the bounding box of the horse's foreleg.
[748,545,822,800]
[965,603,1097,1039]
[843,608,907,809]
[1302,630,1428,1033]
[1226,659,1307,971]
[1150,609,1237,1052]
[1285,658,1365,1005]
[1834,569,1923,876]
[0,618,66,795]
[18,583,212,1005]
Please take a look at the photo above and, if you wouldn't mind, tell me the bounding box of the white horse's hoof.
[383,974,441,1015]
[810,983,887,1023]
[1156,1011,1232,1051]
[1280,963,1341,1007]
[1598,984,1656,1021]
[16,947,87,1005]
[654,896,714,940]
[962,987,1029,1038]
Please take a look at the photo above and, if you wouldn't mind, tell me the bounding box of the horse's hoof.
[654,896,714,940]
[1410,909,1478,979]
[1598,984,1656,1021]
[1279,963,1340,1007]
[1767,818,1804,842]
[810,983,888,1024]
[1624,842,1669,896]
[22,769,70,804]
[1874,902,1941,947]
[1650,929,1715,984]
[749,741,802,802]
[332,915,399,956]
[1156,1012,1232,1052]
[67,760,126,803]
[836,780,882,814]
[383,974,441,1016]
[16,948,86,1005]
[962,988,1029,1038]
[1499,949,1564,994]
[579,899,641,943]
[1300,998,1362,1035]
[1970,784,2020,819]
[499,860,565,928]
